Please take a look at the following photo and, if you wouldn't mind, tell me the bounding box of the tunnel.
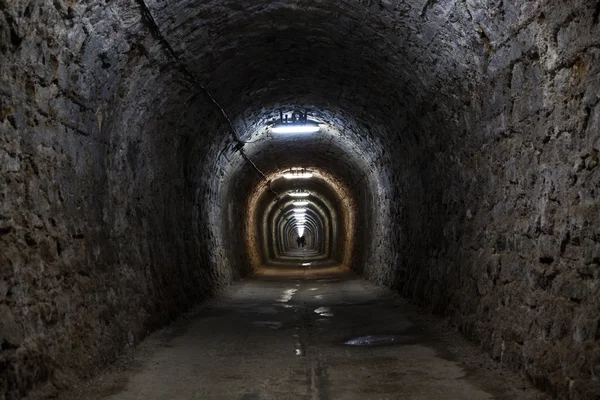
[1,0,599,399]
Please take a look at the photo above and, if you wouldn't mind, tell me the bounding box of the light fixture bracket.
[271,109,320,133]
[283,168,313,179]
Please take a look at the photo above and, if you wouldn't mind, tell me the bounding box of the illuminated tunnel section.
[278,203,324,254]
[234,123,376,272]
[4,1,598,398]
[246,161,362,270]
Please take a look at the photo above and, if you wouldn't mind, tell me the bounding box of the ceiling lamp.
[293,201,309,206]
[293,208,307,213]
[288,191,310,198]
[271,109,320,134]
[283,168,313,179]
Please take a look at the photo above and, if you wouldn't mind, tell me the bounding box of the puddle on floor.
[277,289,297,303]
[344,335,410,346]
[253,321,283,329]
[314,307,334,317]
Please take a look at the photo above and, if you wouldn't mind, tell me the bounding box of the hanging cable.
[135,0,280,199]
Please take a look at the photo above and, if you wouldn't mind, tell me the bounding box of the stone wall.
[1,0,598,399]
[0,1,233,398]
[368,2,600,398]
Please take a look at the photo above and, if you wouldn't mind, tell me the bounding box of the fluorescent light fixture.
[288,191,310,198]
[272,124,320,134]
[293,201,309,206]
[283,171,313,179]
[293,208,307,213]
[271,110,320,135]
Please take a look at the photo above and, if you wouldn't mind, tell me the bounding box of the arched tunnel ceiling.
[2,0,599,398]
[145,0,480,139]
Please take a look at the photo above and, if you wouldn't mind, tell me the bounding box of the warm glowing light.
[288,191,310,198]
[293,201,309,206]
[283,170,313,179]
[293,208,307,213]
[272,124,320,134]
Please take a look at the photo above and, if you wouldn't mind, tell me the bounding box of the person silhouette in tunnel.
[296,236,302,248]
[300,236,306,248]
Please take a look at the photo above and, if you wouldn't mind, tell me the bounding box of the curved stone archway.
[1,0,598,398]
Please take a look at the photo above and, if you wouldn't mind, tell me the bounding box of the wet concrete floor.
[60,262,548,400]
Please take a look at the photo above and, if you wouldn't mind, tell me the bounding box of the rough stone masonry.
[0,0,599,399]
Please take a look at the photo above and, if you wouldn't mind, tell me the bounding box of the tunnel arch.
[1,0,598,398]
[270,185,335,258]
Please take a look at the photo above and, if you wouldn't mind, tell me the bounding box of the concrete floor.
[59,261,548,400]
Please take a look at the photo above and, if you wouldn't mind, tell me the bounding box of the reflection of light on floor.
[344,335,402,346]
[302,263,311,266]
[277,288,297,303]
[314,307,334,317]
